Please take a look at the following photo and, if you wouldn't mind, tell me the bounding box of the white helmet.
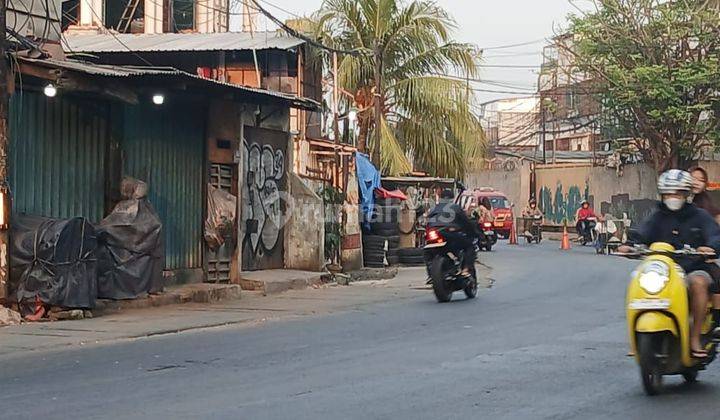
[657,169,693,194]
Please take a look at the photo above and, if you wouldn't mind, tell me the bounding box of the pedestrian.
[689,166,720,224]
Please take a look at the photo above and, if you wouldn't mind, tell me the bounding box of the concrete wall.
[465,162,532,209]
[536,163,657,225]
[284,173,325,271]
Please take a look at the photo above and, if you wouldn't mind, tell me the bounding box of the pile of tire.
[363,198,401,268]
[398,247,425,266]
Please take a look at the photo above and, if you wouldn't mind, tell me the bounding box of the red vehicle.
[459,188,514,239]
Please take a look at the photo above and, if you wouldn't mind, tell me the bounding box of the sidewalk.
[0,267,444,359]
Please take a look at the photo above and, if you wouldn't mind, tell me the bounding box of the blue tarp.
[356,152,381,227]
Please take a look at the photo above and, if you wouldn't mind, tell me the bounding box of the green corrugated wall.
[121,103,205,270]
[9,92,109,221]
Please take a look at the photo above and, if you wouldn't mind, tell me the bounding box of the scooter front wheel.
[637,333,664,396]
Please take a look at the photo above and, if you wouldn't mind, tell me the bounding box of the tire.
[398,248,424,258]
[637,333,664,396]
[364,261,385,268]
[464,272,478,299]
[363,235,400,249]
[376,197,401,206]
[399,251,426,265]
[430,256,453,303]
[364,251,386,260]
[374,206,400,223]
[484,244,493,252]
[682,369,699,384]
[386,255,400,265]
[387,248,399,257]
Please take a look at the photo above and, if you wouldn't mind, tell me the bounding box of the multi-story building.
[537,34,602,164]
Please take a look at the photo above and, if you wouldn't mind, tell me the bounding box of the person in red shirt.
[575,200,597,242]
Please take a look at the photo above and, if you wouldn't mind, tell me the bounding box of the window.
[489,196,510,209]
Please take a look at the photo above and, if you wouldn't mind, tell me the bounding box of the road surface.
[1,242,719,419]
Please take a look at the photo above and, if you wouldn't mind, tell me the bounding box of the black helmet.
[529,198,537,205]
[440,189,454,200]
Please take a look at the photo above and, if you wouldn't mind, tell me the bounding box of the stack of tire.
[363,198,401,268]
[398,247,425,266]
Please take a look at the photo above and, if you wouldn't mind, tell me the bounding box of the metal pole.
[333,52,341,189]
[0,0,10,301]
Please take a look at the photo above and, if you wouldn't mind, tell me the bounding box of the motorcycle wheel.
[464,278,478,299]
[637,333,664,396]
[484,244,493,252]
[430,256,453,303]
[682,369,699,384]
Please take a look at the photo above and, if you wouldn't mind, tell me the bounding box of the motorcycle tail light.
[426,228,443,243]
[483,222,492,228]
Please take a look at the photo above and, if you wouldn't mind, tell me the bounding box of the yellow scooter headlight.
[638,261,670,295]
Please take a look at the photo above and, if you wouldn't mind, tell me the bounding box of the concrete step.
[94,284,241,316]
[239,270,324,295]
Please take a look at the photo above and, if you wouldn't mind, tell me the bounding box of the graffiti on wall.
[539,181,590,225]
[600,194,655,225]
[241,126,288,271]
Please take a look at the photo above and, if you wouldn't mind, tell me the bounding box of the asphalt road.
[2,242,719,420]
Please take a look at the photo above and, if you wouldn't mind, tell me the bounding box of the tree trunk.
[372,44,382,168]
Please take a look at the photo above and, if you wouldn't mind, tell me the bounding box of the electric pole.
[0,0,9,301]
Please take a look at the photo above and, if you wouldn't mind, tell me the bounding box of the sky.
[239,0,579,104]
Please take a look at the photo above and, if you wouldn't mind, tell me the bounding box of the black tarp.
[10,215,98,309]
[96,178,164,300]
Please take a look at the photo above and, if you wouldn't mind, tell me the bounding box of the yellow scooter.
[624,242,720,395]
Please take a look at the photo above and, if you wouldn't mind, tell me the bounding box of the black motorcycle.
[423,227,478,303]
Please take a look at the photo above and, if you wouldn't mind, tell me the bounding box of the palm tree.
[315,0,485,178]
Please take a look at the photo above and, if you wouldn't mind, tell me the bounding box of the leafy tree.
[314,0,485,177]
[569,0,720,170]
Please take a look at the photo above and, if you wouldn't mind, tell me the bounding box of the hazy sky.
[245,0,578,103]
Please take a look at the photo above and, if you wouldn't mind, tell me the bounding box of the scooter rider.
[427,189,481,278]
[575,200,597,241]
[522,199,543,237]
[618,169,720,358]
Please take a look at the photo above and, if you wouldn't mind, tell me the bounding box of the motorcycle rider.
[618,170,720,358]
[521,198,543,238]
[427,189,481,278]
[575,200,597,241]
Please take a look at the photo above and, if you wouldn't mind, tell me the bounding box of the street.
[1,242,718,420]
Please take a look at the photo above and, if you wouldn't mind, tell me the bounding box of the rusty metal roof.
[18,57,320,110]
[63,31,305,53]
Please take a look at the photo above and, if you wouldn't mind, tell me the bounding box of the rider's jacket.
[635,202,720,272]
[427,200,480,238]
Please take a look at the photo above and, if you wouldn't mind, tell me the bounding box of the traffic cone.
[560,223,571,250]
[509,218,518,246]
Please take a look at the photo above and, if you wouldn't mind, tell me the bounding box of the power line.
[246,0,364,56]
[480,39,547,51]
[84,0,154,66]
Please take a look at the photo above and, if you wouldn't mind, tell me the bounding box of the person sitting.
[575,200,597,241]
[618,169,720,358]
[521,199,543,237]
[689,166,720,224]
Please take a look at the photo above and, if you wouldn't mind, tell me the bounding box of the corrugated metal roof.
[17,57,320,110]
[63,31,305,53]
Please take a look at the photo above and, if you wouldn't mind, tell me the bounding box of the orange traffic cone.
[560,223,571,250]
[509,220,518,246]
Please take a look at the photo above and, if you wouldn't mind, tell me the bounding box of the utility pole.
[0,0,10,301]
[332,52,341,189]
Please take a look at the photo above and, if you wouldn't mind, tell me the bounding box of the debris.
[0,307,22,326]
[49,310,85,321]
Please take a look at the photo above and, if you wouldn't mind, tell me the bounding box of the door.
[207,163,236,283]
[241,126,288,271]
